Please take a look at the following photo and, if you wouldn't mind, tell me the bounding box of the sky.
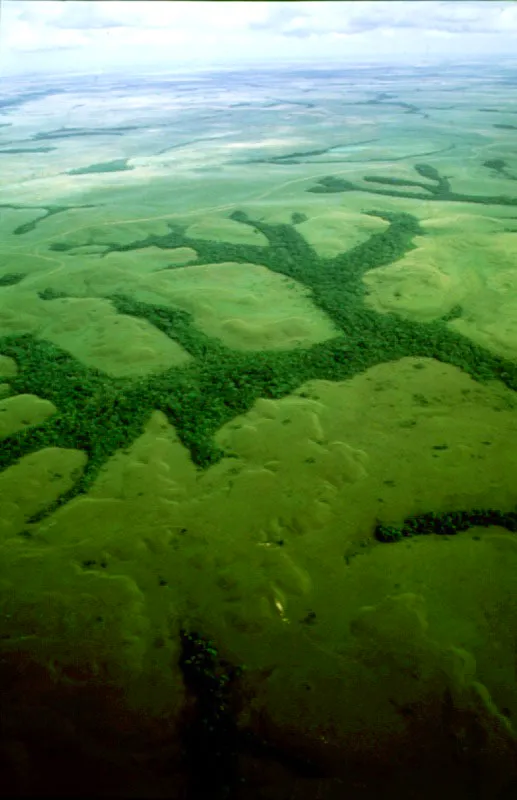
[1,0,517,76]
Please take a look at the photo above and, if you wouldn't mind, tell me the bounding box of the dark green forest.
[1,201,517,542]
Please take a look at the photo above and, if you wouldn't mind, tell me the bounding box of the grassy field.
[1,63,517,797]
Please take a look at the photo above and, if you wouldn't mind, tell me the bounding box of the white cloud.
[1,1,516,75]
[249,1,517,37]
[50,4,128,30]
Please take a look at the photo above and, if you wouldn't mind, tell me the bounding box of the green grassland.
[2,70,517,795]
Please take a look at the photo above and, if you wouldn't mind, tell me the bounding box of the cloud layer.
[3,1,516,75]
[250,1,517,36]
